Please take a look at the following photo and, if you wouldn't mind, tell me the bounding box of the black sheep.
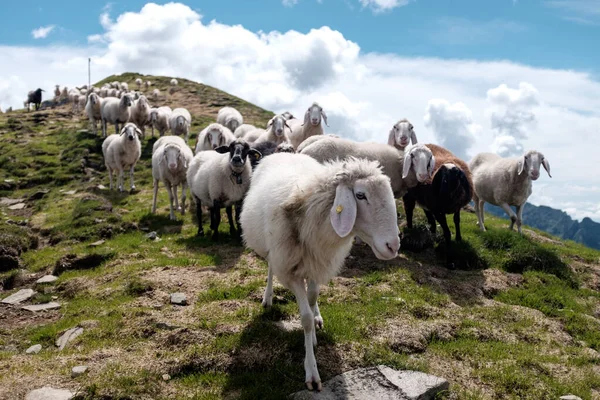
[26,88,45,111]
[248,141,295,170]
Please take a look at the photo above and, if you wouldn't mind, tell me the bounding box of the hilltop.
[1,74,599,400]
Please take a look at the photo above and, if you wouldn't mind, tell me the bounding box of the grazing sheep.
[254,114,293,145]
[170,78,178,86]
[135,78,143,90]
[187,139,261,239]
[388,119,417,151]
[403,144,473,266]
[102,123,142,192]
[195,123,235,153]
[217,107,244,134]
[152,88,160,101]
[169,108,192,143]
[287,102,327,150]
[152,136,194,220]
[85,93,103,135]
[150,106,172,137]
[297,134,341,153]
[129,95,152,138]
[302,137,434,198]
[68,89,81,113]
[240,153,400,390]
[26,88,44,111]
[470,150,551,234]
[234,124,257,138]
[100,94,134,137]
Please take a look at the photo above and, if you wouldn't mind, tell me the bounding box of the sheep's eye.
[355,192,367,200]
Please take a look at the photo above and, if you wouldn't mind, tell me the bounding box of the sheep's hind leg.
[210,200,222,240]
[261,264,274,308]
[117,168,124,192]
[195,196,204,236]
[403,193,416,229]
[500,203,517,231]
[516,204,524,235]
[129,165,136,191]
[307,279,323,343]
[180,182,187,215]
[435,213,454,269]
[108,167,114,190]
[454,211,462,241]
[424,210,437,235]
[289,278,321,392]
[151,178,159,214]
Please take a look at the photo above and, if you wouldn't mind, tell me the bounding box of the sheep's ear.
[285,121,293,132]
[267,118,273,128]
[321,110,329,127]
[330,185,357,238]
[411,130,418,145]
[215,145,230,154]
[302,109,309,127]
[542,157,551,178]
[248,149,262,161]
[119,126,126,136]
[135,127,142,138]
[428,155,436,178]
[517,156,525,175]
[387,128,395,146]
[402,151,413,179]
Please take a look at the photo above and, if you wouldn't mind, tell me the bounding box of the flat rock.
[97,184,107,190]
[64,190,77,195]
[560,396,583,400]
[8,202,26,210]
[289,365,448,400]
[0,197,24,206]
[2,288,36,305]
[36,275,59,284]
[56,327,84,351]
[89,240,105,247]
[22,302,61,312]
[25,386,74,400]
[170,292,187,305]
[71,365,88,377]
[26,344,42,354]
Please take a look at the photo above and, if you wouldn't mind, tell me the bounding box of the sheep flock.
[15,75,553,392]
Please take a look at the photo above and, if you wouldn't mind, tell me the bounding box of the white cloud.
[31,25,55,39]
[2,2,600,222]
[282,0,299,6]
[358,0,410,13]
[427,18,527,46]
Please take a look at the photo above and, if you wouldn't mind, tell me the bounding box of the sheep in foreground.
[169,108,192,143]
[85,93,103,135]
[254,114,293,145]
[102,123,142,192]
[403,144,473,266]
[216,106,244,134]
[26,88,44,111]
[247,141,296,170]
[101,94,134,137]
[301,137,434,198]
[470,150,551,234]
[187,139,261,239]
[387,119,417,151]
[195,123,235,153]
[152,136,194,220]
[150,106,172,137]
[296,134,340,153]
[240,153,400,390]
[129,95,152,138]
[234,124,257,138]
[287,102,327,150]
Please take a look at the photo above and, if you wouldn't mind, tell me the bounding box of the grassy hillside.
[1,74,599,400]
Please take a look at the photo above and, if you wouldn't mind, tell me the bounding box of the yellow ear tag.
[336,205,343,214]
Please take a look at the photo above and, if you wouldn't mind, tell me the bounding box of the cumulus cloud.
[31,25,55,39]
[359,0,410,13]
[486,82,539,157]
[423,99,480,160]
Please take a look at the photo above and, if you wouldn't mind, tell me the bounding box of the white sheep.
[387,119,417,151]
[85,93,103,135]
[129,95,152,138]
[254,114,292,146]
[100,94,134,137]
[135,78,143,90]
[60,87,68,101]
[296,134,341,153]
[152,136,194,220]
[108,88,118,98]
[216,106,244,134]
[195,123,235,153]
[301,138,435,198]
[240,153,400,390]
[169,108,192,143]
[187,139,260,239]
[237,128,264,144]
[234,124,257,138]
[120,82,129,92]
[145,81,152,90]
[150,106,172,137]
[170,78,178,86]
[68,89,81,113]
[287,102,328,150]
[470,150,552,234]
[78,96,86,113]
[99,88,108,98]
[110,81,120,89]
[102,122,142,192]
[152,88,160,101]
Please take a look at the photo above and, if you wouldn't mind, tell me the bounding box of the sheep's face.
[163,145,183,172]
[138,96,148,106]
[518,151,551,181]
[216,140,261,174]
[305,104,327,127]
[150,111,158,123]
[176,116,186,130]
[392,121,414,148]
[228,120,240,133]
[122,95,133,107]
[403,145,435,183]
[207,128,224,150]
[121,124,141,141]
[268,116,291,137]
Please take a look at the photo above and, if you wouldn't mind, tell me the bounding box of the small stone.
[162,374,171,381]
[8,202,26,210]
[0,197,23,205]
[64,190,77,195]
[25,386,74,400]
[97,184,107,190]
[22,302,61,312]
[36,275,59,284]
[560,396,583,400]
[170,292,187,305]
[89,240,105,247]
[2,288,36,305]
[71,365,88,377]
[26,344,42,354]
[56,327,84,351]
[4,179,14,183]
[146,231,158,240]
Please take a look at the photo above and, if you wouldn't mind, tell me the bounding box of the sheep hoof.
[314,316,324,330]
[196,229,204,237]
[306,380,322,392]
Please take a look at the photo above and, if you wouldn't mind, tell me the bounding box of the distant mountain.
[485,203,600,250]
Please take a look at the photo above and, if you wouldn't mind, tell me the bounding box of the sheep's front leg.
[225,206,237,237]
[195,196,204,237]
[307,279,323,340]
[403,193,416,229]
[425,210,437,235]
[116,168,125,192]
[516,204,524,235]
[262,265,274,308]
[165,181,175,220]
[172,184,179,211]
[454,211,462,241]
[235,202,243,238]
[114,122,119,135]
[151,178,159,214]
[289,279,321,391]
[210,200,222,240]
[500,203,517,231]
[129,165,136,191]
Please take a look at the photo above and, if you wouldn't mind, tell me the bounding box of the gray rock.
[71,365,88,377]
[8,202,27,210]
[26,344,42,354]
[560,396,583,400]
[36,275,59,284]
[55,327,84,351]
[1,288,36,305]
[170,292,187,305]
[25,386,74,400]
[22,302,61,312]
[289,365,448,400]
[0,197,24,206]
